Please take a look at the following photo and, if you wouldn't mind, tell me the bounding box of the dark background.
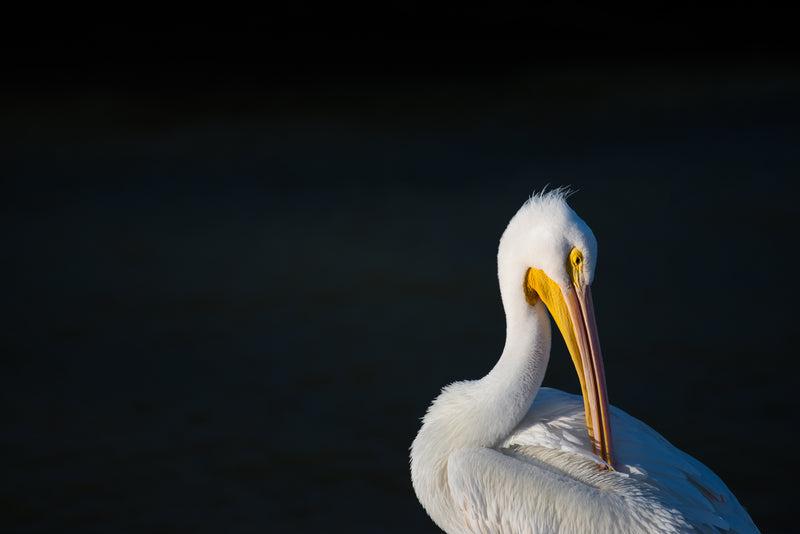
[3,7,799,533]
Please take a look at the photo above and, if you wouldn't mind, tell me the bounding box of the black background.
[3,6,799,533]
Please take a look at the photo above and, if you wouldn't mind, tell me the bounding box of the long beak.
[564,284,614,468]
[526,269,615,469]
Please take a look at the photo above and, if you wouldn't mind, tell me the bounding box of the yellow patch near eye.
[568,248,584,286]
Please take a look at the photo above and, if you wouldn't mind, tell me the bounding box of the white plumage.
[410,191,758,533]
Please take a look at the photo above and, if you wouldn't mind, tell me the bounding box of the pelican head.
[498,190,613,468]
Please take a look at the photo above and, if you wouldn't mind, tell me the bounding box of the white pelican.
[410,190,758,533]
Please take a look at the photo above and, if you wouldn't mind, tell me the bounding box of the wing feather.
[447,446,694,533]
[499,388,758,533]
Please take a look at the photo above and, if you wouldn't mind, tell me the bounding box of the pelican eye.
[569,248,584,267]
[568,248,585,285]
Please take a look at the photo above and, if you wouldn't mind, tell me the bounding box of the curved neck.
[410,248,552,532]
[477,264,552,445]
[485,300,550,399]
[486,216,553,404]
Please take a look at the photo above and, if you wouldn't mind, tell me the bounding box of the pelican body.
[410,191,758,533]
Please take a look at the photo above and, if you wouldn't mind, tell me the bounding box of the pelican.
[410,190,758,533]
